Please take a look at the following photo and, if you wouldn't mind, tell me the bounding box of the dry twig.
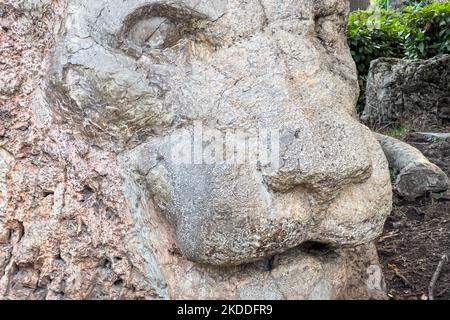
[377,230,400,243]
[428,254,448,300]
[394,268,413,289]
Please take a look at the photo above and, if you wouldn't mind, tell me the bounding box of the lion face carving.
[47,0,392,266]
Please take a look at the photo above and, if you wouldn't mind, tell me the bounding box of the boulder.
[362,55,450,131]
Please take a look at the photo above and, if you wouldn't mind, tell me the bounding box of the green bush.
[402,2,450,59]
[371,0,390,9]
[348,8,404,111]
[402,0,434,7]
[347,1,450,111]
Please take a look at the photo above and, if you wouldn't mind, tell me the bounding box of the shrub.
[371,0,390,9]
[402,2,450,59]
[348,8,404,111]
[347,1,450,111]
[403,0,434,7]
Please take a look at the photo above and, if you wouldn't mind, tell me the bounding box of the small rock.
[392,221,406,229]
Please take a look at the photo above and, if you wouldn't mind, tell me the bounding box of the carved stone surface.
[0,0,391,299]
[0,149,14,211]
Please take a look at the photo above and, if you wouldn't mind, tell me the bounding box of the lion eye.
[119,4,207,57]
[128,17,181,50]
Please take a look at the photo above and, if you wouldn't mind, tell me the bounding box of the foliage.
[348,8,404,111]
[401,2,450,59]
[432,192,443,201]
[382,125,410,139]
[403,0,434,7]
[390,168,400,183]
[371,0,391,9]
[347,1,450,111]
[431,135,448,142]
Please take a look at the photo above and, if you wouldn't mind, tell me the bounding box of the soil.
[377,134,450,300]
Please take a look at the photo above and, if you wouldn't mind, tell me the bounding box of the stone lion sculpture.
[0,0,391,299]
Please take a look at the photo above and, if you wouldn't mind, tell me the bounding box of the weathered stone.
[0,148,14,212]
[0,0,391,299]
[47,0,392,266]
[350,0,370,11]
[409,132,450,143]
[362,55,450,130]
[389,0,406,9]
[375,133,450,200]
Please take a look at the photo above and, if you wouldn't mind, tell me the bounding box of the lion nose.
[262,114,373,198]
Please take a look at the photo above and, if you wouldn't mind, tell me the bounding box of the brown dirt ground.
[377,134,450,300]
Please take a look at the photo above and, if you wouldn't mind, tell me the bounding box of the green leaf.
[432,192,443,201]
[418,42,425,53]
[347,1,450,112]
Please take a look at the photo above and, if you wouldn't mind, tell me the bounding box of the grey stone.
[362,55,450,130]
[375,133,450,200]
[0,148,14,211]
[45,0,392,267]
[350,0,370,11]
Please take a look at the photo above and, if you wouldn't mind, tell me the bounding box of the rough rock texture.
[375,133,450,200]
[361,55,450,130]
[1,0,391,299]
[389,0,405,9]
[410,132,450,142]
[350,0,370,11]
[0,148,13,211]
[1,0,161,300]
